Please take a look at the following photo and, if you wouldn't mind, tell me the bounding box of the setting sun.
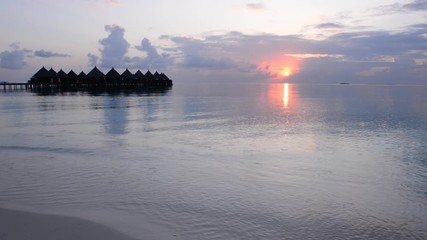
[259,54,300,80]
[281,67,293,77]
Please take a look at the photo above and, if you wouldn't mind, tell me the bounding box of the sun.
[281,67,293,77]
[259,54,300,80]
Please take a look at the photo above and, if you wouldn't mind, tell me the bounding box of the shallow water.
[1,83,426,239]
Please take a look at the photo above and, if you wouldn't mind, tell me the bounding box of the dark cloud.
[133,38,173,69]
[246,2,266,11]
[98,24,130,68]
[376,0,427,15]
[1,43,75,70]
[293,26,427,83]
[0,43,31,70]
[181,54,235,70]
[325,27,427,58]
[34,50,70,58]
[315,22,345,29]
[164,24,427,83]
[403,0,427,11]
[166,36,238,70]
[165,32,314,72]
[85,23,426,83]
[135,38,158,56]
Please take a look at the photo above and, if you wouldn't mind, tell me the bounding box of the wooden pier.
[1,82,172,93]
[1,83,30,91]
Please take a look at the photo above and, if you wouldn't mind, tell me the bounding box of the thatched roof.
[68,70,78,78]
[87,66,104,78]
[121,68,134,79]
[78,71,86,78]
[106,68,121,79]
[160,73,170,80]
[48,68,58,78]
[145,70,153,77]
[134,70,144,79]
[153,71,160,80]
[32,67,50,78]
[57,69,68,79]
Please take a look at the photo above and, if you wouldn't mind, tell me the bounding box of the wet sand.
[0,207,139,240]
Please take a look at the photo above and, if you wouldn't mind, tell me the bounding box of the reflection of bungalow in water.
[29,66,172,88]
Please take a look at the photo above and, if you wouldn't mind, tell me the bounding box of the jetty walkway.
[1,83,30,91]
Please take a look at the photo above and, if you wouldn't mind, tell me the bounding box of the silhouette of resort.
[26,66,173,91]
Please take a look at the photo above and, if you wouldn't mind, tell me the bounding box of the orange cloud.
[259,54,301,80]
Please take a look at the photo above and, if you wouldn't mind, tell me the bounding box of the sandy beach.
[0,207,139,240]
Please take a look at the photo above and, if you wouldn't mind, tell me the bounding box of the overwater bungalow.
[121,68,134,84]
[160,73,172,86]
[57,69,68,84]
[30,66,50,84]
[77,71,86,83]
[68,70,78,84]
[106,68,121,83]
[86,66,105,83]
[145,70,154,85]
[48,68,58,83]
[134,70,145,83]
[27,66,172,90]
[153,71,160,80]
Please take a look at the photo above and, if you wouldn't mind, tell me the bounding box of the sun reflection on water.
[268,83,295,112]
[283,83,289,109]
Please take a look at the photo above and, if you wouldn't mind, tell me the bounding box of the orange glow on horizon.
[260,54,300,80]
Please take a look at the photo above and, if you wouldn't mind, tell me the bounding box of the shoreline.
[0,207,140,240]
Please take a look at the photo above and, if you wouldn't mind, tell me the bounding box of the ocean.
[0,82,426,239]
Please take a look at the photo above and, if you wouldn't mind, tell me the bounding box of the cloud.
[246,2,267,11]
[98,24,130,68]
[85,22,426,83]
[0,43,31,70]
[133,38,173,69]
[165,35,239,70]
[34,50,70,58]
[403,0,427,11]
[357,66,391,77]
[375,0,427,15]
[136,38,159,57]
[0,43,76,70]
[165,31,315,73]
[163,24,427,83]
[315,22,345,29]
[87,53,99,67]
[90,24,173,70]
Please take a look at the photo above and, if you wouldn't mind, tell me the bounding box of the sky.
[0,0,426,84]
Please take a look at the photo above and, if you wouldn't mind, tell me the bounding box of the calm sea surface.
[0,83,426,239]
